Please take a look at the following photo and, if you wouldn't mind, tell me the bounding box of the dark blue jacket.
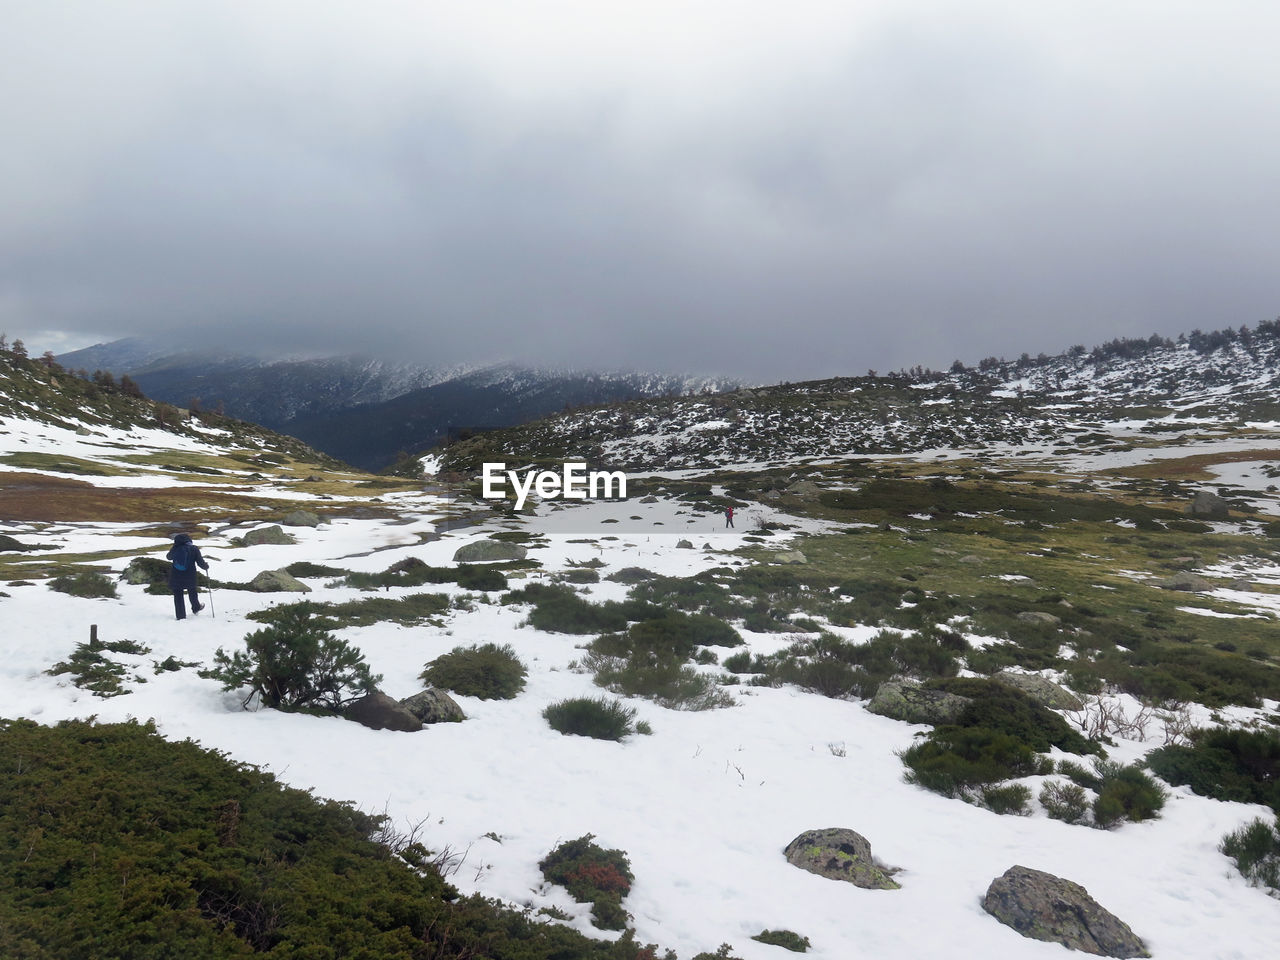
[167,534,209,589]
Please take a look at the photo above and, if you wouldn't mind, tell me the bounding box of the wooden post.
[90,624,98,644]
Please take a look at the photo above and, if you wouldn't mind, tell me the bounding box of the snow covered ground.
[4,483,1280,960]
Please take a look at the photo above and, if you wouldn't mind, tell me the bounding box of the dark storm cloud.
[3,2,1279,380]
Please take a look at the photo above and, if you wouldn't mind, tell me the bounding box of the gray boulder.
[993,671,1083,712]
[400,688,466,724]
[452,540,527,562]
[1160,571,1214,593]
[982,865,1149,958]
[281,510,321,528]
[249,569,312,593]
[867,679,971,725]
[122,556,169,586]
[676,539,694,549]
[783,828,899,890]
[1017,611,1061,625]
[772,550,807,565]
[243,525,295,546]
[1187,491,1230,519]
[344,692,423,732]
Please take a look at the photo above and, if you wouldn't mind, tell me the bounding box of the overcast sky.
[3,2,1278,380]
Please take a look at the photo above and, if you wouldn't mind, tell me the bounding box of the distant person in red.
[725,506,734,528]
[167,532,209,620]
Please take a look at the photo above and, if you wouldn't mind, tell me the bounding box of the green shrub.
[606,566,658,584]
[456,564,509,591]
[721,651,757,674]
[1092,762,1167,828]
[900,726,1043,799]
[586,650,734,711]
[48,570,118,599]
[691,946,744,960]
[0,718,666,960]
[1040,781,1091,824]
[558,568,601,584]
[979,782,1032,816]
[930,678,1098,755]
[1056,758,1103,791]
[421,642,527,700]
[544,697,636,741]
[202,604,380,711]
[628,612,743,651]
[1147,727,1280,811]
[751,929,810,952]
[1220,817,1280,892]
[539,835,634,931]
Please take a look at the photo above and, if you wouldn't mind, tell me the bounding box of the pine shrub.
[544,696,636,741]
[421,642,527,700]
[900,726,1043,798]
[202,603,380,711]
[1148,727,1280,811]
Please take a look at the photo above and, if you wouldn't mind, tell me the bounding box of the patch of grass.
[543,696,636,741]
[286,561,350,578]
[751,929,811,952]
[48,570,118,599]
[421,643,527,700]
[48,637,151,697]
[900,726,1047,799]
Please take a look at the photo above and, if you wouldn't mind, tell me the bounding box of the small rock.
[242,525,295,546]
[400,688,466,724]
[982,865,1149,958]
[772,550,807,564]
[281,510,321,527]
[958,554,984,565]
[867,679,971,725]
[344,692,423,732]
[676,539,694,549]
[783,828,899,890]
[249,569,312,593]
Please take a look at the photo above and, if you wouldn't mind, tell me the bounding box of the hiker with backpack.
[725,506,734,529]
[167,532,210,620]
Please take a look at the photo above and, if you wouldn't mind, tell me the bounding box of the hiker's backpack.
[172,541,194,572]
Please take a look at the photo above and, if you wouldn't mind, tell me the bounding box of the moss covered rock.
[782,828,899,890]
[867,679,971,725]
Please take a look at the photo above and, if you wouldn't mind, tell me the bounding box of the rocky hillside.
[433,320,1280,475]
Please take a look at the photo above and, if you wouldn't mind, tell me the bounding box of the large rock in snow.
[867,679,971,725]
[1160,571,1214,593]
[982,865,1149,958]
[400,688,466,724]
[249,569,312,593]
[452,540,527,562]
[242,525,295,546]
[992,671,1083,712]
[344,692,423,732]
[783,828,899,890]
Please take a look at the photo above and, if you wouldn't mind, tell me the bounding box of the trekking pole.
[205,572,216,619]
